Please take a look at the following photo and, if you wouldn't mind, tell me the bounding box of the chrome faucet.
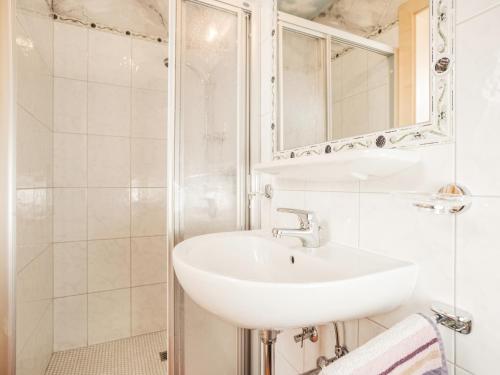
[272,208,320,248]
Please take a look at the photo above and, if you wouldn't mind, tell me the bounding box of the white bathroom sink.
[173,231,417,329]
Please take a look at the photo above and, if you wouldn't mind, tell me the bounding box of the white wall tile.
[131,284,164,336]
[368,85,390,132]
[88,135,130,187]
[88,83,131,137]
[54,22,88,80]
[17,10,53,69]
[131,138,166,188]
[17,0,52,15]
[276,328,305,373]
[456,0,500,24]
[332,59,343,103]
[456,5,500,196]
[131,236,167,286]
[54,295,87,351]
[88,288,131,345]
[358,193,455,361]
[54,241,87,297]
[341,49,367,98]
[358,319,386,346]
[16,108,52,189]
[276,352,300,375]
[16,189,52,271]
[16,22,53,128]
[16,303,53,375]
[456,197,500,374]
[88,238,131,292]
[303,191,359,247]
[54,78,87,134]
[341,92,368,138]
[131,188,166,237]
[88,188,130,240]
[54,133,87,188]
[53,188,87,242]
[367,53,391,90]
[455,367,473,375]
[131,88,167,139]
[88,30,131,86]
[131,39,168,91]
[16,248,53,355]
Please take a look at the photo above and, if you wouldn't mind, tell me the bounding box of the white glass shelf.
[253,149,420,182]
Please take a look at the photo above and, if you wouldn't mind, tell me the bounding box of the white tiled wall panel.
[51,22,168,352]
[261,2,500,374]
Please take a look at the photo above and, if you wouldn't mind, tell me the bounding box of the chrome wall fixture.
[394,183,471,215]
[299,323,349,375]
[294,327,319,347]
[431,302,472,335]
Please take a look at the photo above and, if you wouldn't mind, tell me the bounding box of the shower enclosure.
[2,0,258,373]
[168,0,252,374]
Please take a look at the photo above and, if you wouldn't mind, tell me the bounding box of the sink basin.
[173,231,417,329]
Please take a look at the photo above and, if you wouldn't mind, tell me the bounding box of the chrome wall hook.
[248,184,273,200]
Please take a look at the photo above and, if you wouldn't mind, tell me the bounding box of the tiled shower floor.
[45,331,168,375]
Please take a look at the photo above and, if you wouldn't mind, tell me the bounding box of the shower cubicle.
[4,0,259,373]
[168,0,258,374]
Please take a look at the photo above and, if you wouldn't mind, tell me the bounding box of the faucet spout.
[272,209,320,248]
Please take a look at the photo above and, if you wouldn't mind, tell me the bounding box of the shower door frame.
[167,0,260,374]
[0,0,15,374]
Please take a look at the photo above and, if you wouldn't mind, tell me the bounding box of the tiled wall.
[52,21,168,351]
[15,0,54,374]
[260,1,500,374]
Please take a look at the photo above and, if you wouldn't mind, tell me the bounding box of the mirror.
[274,0,455,158]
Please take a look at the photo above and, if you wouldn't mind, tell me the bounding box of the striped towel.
[320,314,448,375]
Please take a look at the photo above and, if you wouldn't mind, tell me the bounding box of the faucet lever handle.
[276,208,315,228]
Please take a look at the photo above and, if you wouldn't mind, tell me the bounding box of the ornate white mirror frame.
[271,0,455,160]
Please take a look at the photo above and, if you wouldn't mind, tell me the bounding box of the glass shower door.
[173,0,249,374]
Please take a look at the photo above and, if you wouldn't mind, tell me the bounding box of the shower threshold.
[45,331,168,375]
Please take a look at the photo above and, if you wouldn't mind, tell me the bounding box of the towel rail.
[431,302,472,334]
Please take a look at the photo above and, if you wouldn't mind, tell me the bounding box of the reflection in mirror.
[280,28,327,150]
[277,0,431,152]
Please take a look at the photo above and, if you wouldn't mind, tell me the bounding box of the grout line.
[366,317,389,330]
[53,128,167,141]
[53,74,168,94]
[17,102,53,133]
[16,239,52,275]
[53,281,168,300]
